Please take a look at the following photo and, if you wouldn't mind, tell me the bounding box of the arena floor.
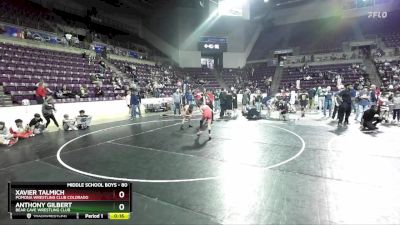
[1,110,400,225]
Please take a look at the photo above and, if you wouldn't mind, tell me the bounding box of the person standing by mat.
[197,102,213,140]
[337,84,352,126]
[42,96,60,129]
[180,104,194,130]
[298,89,308,117]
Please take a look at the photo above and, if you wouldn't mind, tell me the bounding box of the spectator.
[61,85,75,98]
[29,113,45,135]
[356,88,370,122]
[76,110,92,130]
[391,89,400,124]
[0,121,18,146]
[63,114,78,131]
[130,92,141,120]
[185,90,193,106]
[42,96,60,129]
[79,85,89,98]
[324,86,333,117]
[172,89,182,116]
[370,85,378,106]
[35,81,47,104]
[55,88,65,99]
[125,90,131,117]
[90,74,102,86]
[94,84,104,97]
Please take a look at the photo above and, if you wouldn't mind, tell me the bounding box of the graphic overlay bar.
[8,182,132,220]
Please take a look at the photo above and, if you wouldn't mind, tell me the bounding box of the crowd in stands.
[381,33,400,48]
[244,63,275,94]
[280,63,369,92]
[285,50,366,65]
[0,42,129,104]
[375,59,400,90]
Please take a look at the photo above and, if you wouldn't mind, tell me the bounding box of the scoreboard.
[198,36,228,53]
[8,182,131,220]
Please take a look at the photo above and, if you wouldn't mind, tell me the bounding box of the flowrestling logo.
[368,11,388,19]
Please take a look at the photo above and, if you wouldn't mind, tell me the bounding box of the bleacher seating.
[280,63,368,91]
[246,63,276,93]
[176,68,220,90]
[382,33,400,48]
[248,10,400,61]
[0,42,125,104]
[0,0,54,32]
[375,59,400,89]
[221,68,244,90]
[110,59,178,97]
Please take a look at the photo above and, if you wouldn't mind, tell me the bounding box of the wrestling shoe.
[8,138,18,146]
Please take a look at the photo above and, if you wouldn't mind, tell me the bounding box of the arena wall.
[0,98,172,131]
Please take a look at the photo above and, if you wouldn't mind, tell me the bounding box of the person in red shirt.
[35,82,47,104]
[197,101,213,140]
[194,89,203,103]
[205,90,215,122]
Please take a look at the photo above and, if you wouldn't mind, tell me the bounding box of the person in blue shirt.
[185,90,193,106]
[350,86,357,113]
[356,87,370,122]
[324,86,333,117]
[130,91,141,120]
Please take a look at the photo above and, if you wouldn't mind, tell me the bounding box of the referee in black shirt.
[337,84,353,126]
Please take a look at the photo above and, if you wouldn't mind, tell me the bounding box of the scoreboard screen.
[8,182,132,220]
[198,36,228,53]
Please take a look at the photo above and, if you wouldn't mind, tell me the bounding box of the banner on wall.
[1,24,62,44]
[129,51,138,58]
[3,26,25,38]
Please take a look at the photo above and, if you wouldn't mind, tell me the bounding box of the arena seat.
[0,42,117,104]
[280,63,369,91]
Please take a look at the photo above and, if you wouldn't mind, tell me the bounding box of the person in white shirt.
[289,90,297,112]
[296,79,301,90]
[0,121,18,146]
[125,91,132,118]
[63,114,78,131]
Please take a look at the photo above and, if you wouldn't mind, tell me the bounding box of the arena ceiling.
[68,0,171,16]
[71,0,316,17]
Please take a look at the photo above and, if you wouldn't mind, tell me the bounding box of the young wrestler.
[10,119,34,139]
[196,102,213,140]
[0,121,18,146]
[180,104,194,130]
[76,110,92,130]
[63,114,78,131]
[29,113,45,134]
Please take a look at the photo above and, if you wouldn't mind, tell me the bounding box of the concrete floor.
[1,110,400,224]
